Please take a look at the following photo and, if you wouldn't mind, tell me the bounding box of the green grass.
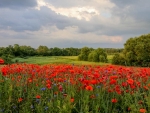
[12,55,113,65]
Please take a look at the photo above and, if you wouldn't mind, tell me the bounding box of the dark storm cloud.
[111,0,150,20]
[0,8,40,31]
[0,6,73,32]
[0,5,101,33]
[0,0,37,9]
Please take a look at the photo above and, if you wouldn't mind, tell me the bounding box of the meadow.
[12,55,113,65]
[0,56,150,113]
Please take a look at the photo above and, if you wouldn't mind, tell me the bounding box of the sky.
[0,0,150,48]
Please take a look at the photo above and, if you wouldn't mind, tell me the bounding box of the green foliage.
[79,47,108,62]
[124,34,150,67]
[104,48,124,55]
[37,45,49,56]
[78,47,92,61]
[95,48,107,62]
[88,51,99,62]
[1,54,14,64]
[112,34,150,67]
[112,53,126,65]
[0,44,124,59]
[99,55,106,62]
[78,54,87,61]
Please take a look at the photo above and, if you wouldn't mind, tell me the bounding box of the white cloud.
[36,0,115,21]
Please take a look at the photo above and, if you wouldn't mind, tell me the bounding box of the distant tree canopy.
[112,34,150,67]
[0,44,123,64]
[0,44,81,57]
[78,47,108,63]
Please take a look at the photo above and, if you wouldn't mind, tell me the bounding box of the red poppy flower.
[0,58,4,64]
[139,108,146,113]
[143,86,149,90]
[70,98,74,103]
[128,107,131,111]
[85,85,93,91]
[58,85,63,92]
[36,95,41,99]
[46,83,51,89]
[111,98,118,103]
[127,79,134,85]
[18,98,23,102]
[90,80,97,85]
[110,79,117,85]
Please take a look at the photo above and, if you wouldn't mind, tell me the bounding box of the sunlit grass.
[12,55,113,65]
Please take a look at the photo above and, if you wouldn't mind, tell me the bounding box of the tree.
[88,51,99,62]
[95,48,107,62]
[112,53,126,65]
[78,47,92,61]
[124,34,150,66]
[13,44,21,56]
[88,48,107,62]
[51,47,62,56]
[37,45,49,56]
[113,34,150,67]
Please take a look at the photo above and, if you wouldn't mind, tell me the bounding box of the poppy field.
[0,63,150,113]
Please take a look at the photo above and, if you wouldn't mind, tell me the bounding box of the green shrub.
[78,54,87,61]
[99,55,107,62]
[88,51,99,62]
[1,54,14,64]
[112,53,126,65]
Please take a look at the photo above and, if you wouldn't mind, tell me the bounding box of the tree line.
[0,45,81,57]
[0,45,122,57]
[77,33,150,67]
[0,34,149,67]
[0,44,123,64]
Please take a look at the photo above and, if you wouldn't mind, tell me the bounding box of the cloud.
[36,0,100,21]
[0,0,37,9]
[108,0,150,36]
[0,6,74,32]
[0,0,150,48]
[0,25,123,48]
